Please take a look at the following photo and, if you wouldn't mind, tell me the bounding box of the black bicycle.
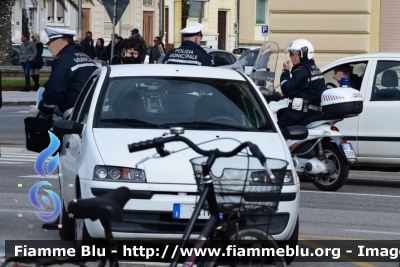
[127,127,288,267]
[3,128,288,267]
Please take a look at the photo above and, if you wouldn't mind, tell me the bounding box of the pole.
[110,0,118,65]
[161,0,165,40]
[198,2,204,23]
[236,0,239,49]
[78,0,82,41]
[174,0,182,48]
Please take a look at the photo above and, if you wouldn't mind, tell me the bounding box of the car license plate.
[172,204,210,219]
[341,143,356,162]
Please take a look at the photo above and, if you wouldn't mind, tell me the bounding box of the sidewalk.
[1,91,37,106]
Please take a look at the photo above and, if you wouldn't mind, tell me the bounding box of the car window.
[42,47,52,57]
[217,53,231,66]
[239,50,259,66]
[323,61,368,90]
[228,54,236,64]
[371,60,400,101]
[96,77,273,132]
[71,75,98,122]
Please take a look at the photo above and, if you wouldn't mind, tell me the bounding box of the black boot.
[20,87,30,92]
[33,75,40,91]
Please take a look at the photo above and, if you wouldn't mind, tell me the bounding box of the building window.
[256,0,268,24]
[189,0,204,18]
[143,0,153,5]
[47,0,65,23]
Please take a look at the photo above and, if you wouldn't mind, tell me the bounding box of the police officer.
[278,39,325,128]
[38,27,98,119]
[163,23,212,66]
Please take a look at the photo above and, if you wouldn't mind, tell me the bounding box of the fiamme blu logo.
[29,131,62,222]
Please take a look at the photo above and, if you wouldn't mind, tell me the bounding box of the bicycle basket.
[190,155,288,215]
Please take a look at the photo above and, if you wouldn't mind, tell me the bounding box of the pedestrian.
[80,31,95,59]
[130,28,146,63]
[30,33,44,91]
[106,34,122,63]
[149,36,166,64]
[94,38,108,62]
[20,32,37,92]
[163,23,212,66]
[278,39,325,128]
[38,27,98,119]
[111,39,141,65]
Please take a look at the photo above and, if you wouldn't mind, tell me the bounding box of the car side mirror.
[280,126,308,140]
[52,120,84,135]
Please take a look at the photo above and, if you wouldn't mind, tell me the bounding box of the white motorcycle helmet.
[284,39,314,62]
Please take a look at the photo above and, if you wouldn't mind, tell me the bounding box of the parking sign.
[262,25,268,36]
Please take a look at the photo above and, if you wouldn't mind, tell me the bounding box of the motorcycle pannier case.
[24,116,57,153]
[321,87,363,117]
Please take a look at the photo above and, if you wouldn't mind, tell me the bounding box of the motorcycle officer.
[278,39,325,128]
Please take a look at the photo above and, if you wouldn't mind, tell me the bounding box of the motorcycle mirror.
[261,89,281,103]
[280,126,308,140]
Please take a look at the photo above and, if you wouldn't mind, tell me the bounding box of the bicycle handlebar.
[127,135,267,166]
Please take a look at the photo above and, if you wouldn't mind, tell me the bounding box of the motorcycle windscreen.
[250,41,279,91]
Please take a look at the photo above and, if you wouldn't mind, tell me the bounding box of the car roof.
[329,52,400,65]
[108,64,246,80]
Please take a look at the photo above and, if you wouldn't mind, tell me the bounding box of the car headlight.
[250,170,294,185]
[93,166,146,182]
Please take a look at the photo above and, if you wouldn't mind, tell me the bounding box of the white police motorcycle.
[252,42,362,191]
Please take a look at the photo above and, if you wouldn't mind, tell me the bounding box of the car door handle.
[65,142,70,149]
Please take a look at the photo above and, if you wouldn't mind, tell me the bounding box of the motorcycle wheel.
[312,146,349,191]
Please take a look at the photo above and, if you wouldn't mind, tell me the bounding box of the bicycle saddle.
[68,187,131,222]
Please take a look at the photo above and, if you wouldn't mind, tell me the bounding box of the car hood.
[93,129,287,184]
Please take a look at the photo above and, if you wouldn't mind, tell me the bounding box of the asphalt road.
[1,105,400,266]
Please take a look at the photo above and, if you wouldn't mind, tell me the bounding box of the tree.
[0,0,94,65]
[0,0,17,65]
[182,0,190,29]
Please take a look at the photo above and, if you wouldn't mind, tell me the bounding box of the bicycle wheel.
[197,228,287,267]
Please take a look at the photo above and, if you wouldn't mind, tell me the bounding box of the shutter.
[380,0,400,52]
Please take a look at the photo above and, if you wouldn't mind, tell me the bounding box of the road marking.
[301,190,400,198]
[18,175,58,179]
[0,115,27,118]
[299,238,377,267]
[300,234,371,241]
[346,229,400,236]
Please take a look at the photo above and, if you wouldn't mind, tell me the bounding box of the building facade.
[11,0,163,46]
[165,0,238,52]
[12,0,78,43]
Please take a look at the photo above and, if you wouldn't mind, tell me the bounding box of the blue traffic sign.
[262,25,269,34]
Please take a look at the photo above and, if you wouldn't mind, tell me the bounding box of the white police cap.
[45,27,76,45]
[180,23,203,37]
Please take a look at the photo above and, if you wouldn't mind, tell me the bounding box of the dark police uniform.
[163,23,213,67]
[39,28,98,117]
[163,41,212,66]
[278,59,325,128]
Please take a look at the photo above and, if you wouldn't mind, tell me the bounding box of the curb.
[2,101,36,106]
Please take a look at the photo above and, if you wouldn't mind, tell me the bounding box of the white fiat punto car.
[54,64,302,249]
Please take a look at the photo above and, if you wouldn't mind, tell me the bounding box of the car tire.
[74,188,92,250]
[58,177,75,240]
[59,197,75,240]
[281,217,299,265]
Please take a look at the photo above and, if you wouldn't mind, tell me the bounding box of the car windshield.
[96,77,273,132]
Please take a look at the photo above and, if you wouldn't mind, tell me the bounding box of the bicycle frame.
[170,151,230,267]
